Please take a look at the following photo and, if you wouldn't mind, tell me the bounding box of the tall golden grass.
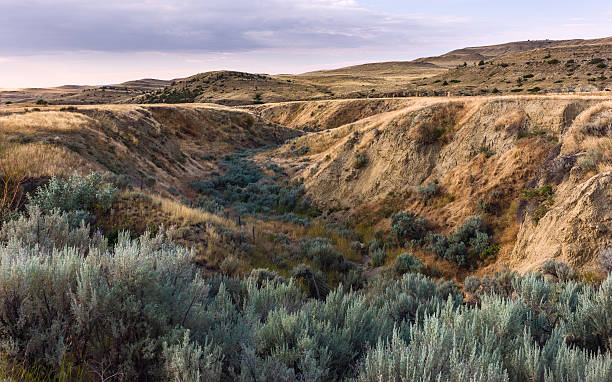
[0,111,92,134]
[150,194,237,228]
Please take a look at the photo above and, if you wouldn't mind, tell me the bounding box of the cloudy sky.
[1,0,611,87]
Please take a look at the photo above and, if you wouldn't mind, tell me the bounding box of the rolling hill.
[4,37,611,106]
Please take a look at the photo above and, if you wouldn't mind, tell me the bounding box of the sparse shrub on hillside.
[368,237,385,254]
[220,255,241,275]
[390,211,429,246]
[479,144,495,158]
[417,180,440,201]
[578,149,603,171]
[352,152,368,169]
[520,184,554,223]
[589,58,605,65]
[196,197,225,214]
[393,253,423,275]
[252,92,264,104]
[548,59,560,65]
[145,175,156,187]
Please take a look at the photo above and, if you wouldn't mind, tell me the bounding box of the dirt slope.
[262,95,612,272]
[0,103,300,194]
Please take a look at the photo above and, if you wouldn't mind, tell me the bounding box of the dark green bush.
[390,211,429,245]
[352,152,368,169]
[427,216,492,267]
[393,253,424,275]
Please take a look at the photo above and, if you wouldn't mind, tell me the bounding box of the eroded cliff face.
[264,95,611,271]
[511,171,612,271]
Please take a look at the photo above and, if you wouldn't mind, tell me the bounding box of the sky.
[1,0,611,88]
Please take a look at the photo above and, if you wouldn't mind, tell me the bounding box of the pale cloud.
[0,0,466,55]
[1,0,611,88]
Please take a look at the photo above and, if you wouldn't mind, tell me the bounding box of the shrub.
[540,259,579,281]
[417,180,440,200]
[301,237,349,272]
[352,152,368,169]
[0,205,106,255]
[600,247,612,272]
[290,264,330,299]
[252,93,264,104]
[189,153,316,220]
[370,248,387,267]
[162,331,222,382]
[521,184,554,223]
[479,144,495,158]
[28,172,117,222]
[427,216,491,267]
[220,255,240,275]
[0,229,211,380]
[578,149,603,171]
[196,198,225,214]
[393,253,424,275]
[390,211,428,245]
[1,206,611,381]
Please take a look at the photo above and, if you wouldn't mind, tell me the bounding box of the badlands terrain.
[0,37,611,381]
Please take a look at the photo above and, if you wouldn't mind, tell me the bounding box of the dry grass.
[563,102,612,174]
[494,109,527,130]
[0,111,93,134]
[0,142,87,177]
[150,194,237,228]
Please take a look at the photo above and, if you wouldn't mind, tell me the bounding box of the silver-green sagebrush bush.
[0,206,611,381]
[27,172,117,226]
